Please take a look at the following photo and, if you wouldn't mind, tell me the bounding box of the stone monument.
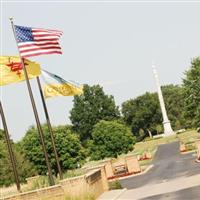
[152,65,174,136]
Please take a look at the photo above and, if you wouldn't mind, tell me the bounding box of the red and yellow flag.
[0,56,41,86]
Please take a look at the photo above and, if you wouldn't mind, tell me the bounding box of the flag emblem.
[6,59,23,76]
[15,25,62,58]
[0,56,41,86]
[41,70,83,98]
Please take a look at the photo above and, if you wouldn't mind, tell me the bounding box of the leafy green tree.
[183,57,200,129]
[0,129,4,140]
[161,84,186,129]
[70,84,120,142]
[155,124,163,135]
[89,120,135,160]
[19,125,86,175]
[122,85,186,140]
[0,130,36,186]
[122,92,161,140]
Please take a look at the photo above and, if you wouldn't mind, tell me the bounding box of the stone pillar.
[125,156,141,174]
[101,160,114,178]
[152,65,174,136]
[100,166,109,191]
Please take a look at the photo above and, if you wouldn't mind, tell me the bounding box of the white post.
[152,65,174,136]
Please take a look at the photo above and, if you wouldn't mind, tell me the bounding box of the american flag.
[14,25,63,58]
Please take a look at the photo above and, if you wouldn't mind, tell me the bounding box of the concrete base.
[163,120,174,136]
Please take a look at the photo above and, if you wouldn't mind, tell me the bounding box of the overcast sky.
[1,0,200,141]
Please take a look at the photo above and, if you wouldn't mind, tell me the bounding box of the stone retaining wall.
[0,167,108,200]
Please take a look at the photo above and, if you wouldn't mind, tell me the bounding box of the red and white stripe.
[18,28,63,58]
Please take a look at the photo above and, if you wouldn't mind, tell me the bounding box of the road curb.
[97,188,127,200]
[113,188,127,200]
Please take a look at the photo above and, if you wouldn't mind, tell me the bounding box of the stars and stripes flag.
[14,25,63,58]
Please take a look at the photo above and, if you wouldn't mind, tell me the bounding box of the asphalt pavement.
[120,141,200,190]
[98,141,200,199]
[140,185,200,200]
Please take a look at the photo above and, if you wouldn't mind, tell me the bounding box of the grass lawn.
[133,129,200,156]
[83,130,200,169]
[177,130,200,144]
[63,168,85,179]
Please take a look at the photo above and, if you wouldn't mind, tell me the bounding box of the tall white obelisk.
[152,65,174,136]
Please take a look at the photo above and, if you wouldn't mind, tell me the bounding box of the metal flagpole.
[0,101,21,192]
[9,17,55,186]
[36,76,63,179]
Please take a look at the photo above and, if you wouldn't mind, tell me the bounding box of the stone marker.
[146,152,152,159]
[180,143,187,152]
[137,155,141,161]
[143,151,152,159]
[125,156,141,174]
[112,158,127,175]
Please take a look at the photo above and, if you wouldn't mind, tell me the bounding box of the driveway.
[98,141,200,199]
[120,141,200,189]
[114,142,200,200]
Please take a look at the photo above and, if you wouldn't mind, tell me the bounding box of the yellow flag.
[42,70,83,98]
[0,56,41,86]
[44,83,83,98]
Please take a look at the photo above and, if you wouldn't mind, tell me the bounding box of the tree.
[122,85,186,140]
[19,125,86,175]
[70,84,120,142]
[183,57,200,129]
[161,84,186,129]
[0,130,36,186]
[89,120,136,160]
[122,92,162,140]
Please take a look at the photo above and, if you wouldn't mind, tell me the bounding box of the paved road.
[98,141,200,200]
[140,185,200,200]
[120,141,200,190]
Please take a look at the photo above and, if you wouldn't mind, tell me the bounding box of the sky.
[1,0,200,141]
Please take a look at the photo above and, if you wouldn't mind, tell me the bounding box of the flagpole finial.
[9,17,13,21]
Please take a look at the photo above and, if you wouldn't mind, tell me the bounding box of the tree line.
[0,57,199,186]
